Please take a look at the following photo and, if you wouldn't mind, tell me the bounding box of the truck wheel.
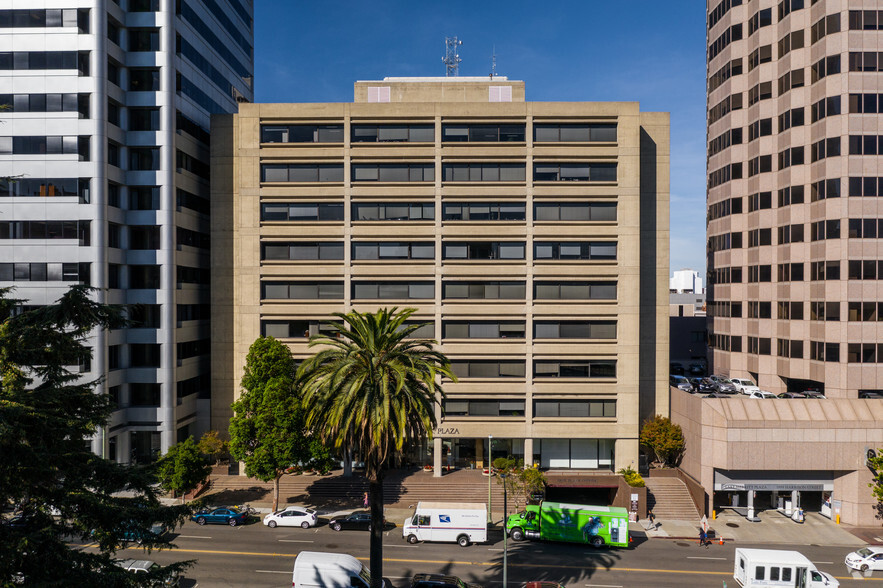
[510,528,524,541]
[590,536,604,548]
[457,535,470,547]
[268,521,277,528]
[861,564,869,572]
[407,534,418,544]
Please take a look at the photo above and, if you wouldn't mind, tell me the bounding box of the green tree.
[493,458,547,512]
[0,285,193,586]
[868,451,883,519]
[156,436,211,502]
[639,414,686,467]
[297,307,454,588]
[197,429,228,465]
[229,336,310,511]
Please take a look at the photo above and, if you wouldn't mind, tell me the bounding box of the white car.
[731,378,760,395]
[748,390,776,399]
[845,546,883,572]
[263,506,317,529]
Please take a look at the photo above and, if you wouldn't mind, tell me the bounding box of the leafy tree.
[297,307,454,588]
[229,336,310,511]
[0,285,193,586]
[639,414,686,467]
[197,429,228,465]
[867,451,883,519]
[156,436,211,502]
[493,458,547,512]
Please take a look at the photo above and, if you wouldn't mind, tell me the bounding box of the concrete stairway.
[645,477,701,521]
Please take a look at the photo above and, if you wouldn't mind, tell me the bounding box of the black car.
[410,573,484,588]
[696,378,718,394]
[777,392,808,398]
[328,510,388,532]
[702,392,732,398]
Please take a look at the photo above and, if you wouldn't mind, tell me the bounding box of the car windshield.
[305,508,316,514]
[857,548,874,557]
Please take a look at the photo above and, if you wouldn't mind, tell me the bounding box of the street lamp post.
[499,471,508,588]
[487,434,493,523]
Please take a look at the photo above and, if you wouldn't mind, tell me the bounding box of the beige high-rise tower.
[707,1,883,397]
[211,77,669,491]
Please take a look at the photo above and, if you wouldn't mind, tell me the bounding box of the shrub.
[618,466,645,487]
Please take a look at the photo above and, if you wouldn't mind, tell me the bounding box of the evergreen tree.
[0,285,193,586]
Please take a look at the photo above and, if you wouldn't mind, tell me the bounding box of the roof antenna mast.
[490,45,497,78]
[443,37,462,77]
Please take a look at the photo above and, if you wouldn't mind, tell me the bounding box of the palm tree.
[296,307,454,588]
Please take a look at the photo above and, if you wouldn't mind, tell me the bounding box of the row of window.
[175,0,251,80]
[260,163,617,183]
[0,8,88,31]
[260,202,617,222]
[0,178,90,200]
[711,300,883,322]
[718,337,883,365]
[0,136,90,160]
[261,280,617,301]
[443,399,616,418]
[260,123,617,144]
[0,93,90,118]
[0,220,90,242]
[0,51,89,75]
[261,241,617,262]
[709,260,883,285]
[0,262,90,283]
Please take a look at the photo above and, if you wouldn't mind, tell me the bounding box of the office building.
[0,0,254,462]
[212,77,669,486]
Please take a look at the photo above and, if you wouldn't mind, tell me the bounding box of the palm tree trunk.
[273,474,280,512]
[369,469,384,588]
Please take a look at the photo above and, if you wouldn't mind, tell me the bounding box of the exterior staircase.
[645,476,701,521]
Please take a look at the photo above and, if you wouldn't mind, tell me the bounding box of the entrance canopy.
[714,470,834,492]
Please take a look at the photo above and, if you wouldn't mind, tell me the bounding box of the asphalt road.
[89,516,882,587]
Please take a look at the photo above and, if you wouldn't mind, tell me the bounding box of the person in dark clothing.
[699,528,708,547]
[648,509,656,529]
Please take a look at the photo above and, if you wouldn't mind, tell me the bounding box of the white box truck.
[292,551,388,588]
[402,502,488,547]
[733,548,839,588]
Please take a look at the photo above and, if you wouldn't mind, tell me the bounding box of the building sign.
[435,427,459,436]
[720,483,824,491]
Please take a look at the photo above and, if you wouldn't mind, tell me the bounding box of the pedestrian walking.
[362,491,369,508]
[699,528,708,547]
[648,509,656,529]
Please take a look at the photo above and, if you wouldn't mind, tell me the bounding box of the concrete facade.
[706,0,883,397]
[0,0,254,461]
[211,77,670,475]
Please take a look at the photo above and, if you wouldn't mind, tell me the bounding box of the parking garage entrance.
[713,471,834,520]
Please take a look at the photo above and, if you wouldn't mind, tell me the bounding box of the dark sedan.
[328,510,388,532]
[191,507,248,526]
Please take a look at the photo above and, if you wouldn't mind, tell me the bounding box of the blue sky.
[253,1,708,275]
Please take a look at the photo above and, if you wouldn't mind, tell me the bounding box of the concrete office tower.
[212,77,669,481]
[0,0,254,462]
[706,1,883,396]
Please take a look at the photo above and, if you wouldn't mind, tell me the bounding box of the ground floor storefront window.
[535,438,614,470]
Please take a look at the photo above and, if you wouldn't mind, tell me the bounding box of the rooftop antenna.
[490,45,497,78]
[443,37,462,77]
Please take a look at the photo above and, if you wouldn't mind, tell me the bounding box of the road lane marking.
[255,570,289,574]
[686,556,727,560]
[815,561,834,564]
[179,535,212,539]
[585,584,622,588]
[277,539,314,543]
[383,544,418,548]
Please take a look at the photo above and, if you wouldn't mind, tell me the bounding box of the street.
[86,515,883,587]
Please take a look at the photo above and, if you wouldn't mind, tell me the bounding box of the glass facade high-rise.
[0,0,254,462]
[706,0,883,397]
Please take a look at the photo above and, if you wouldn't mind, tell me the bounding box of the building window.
[261,320,337,339]
[442,281,525,299]
[352,124,433,143]
[534,321,616,339]
[533,123,616,142]
[534,360,616,378]
[778,107,804,131]
[129,68,160,91]
[443,400,525,417]
[442,124,525,142]
[129,108,161,131]
[534,281,616,300]
[847,302,883,322]
[443,242,525,260]
[534,202,616,222]
[812,55,841,81]
[450,360,525,379]
[261,124,344,143]
[442,163,525,182]
[811,13,840,43]
[748,45,772,71]
[849,10,883,30]
[128,28,160,52]
[443,202,525,221]
[352,242,435,260]
[533,163,616,182]
[130,344,161,368]
[443,321,526,339]
[261,242,344,261]
[811,96,841,122]
[130,186,160,210]
[261,164,344,183]
[129,226,160,250]
[351,282,434,299]
[352,164,434,182]
[129,147,160,171]
[130,383,161,406]
[534,400,616,418]
[129,265,161,289]
[261,203,344,221]
[352,202,433,221]
[748,8,772,35]
[534,242,616,261]
[130,304,161,328]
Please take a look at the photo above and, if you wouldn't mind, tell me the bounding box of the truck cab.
[506,505,541,541]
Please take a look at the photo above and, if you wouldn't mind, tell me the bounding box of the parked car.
[802,390,827,399]
[708,375,738,393]
[329,510,388,532]
[748,390,777,399]
[845,546,883,572]
[696,378,719,394]
[410,573,484,588]
[669,375,694,392]
[777,391,808,399]
[730,378,760,395]
[115,559,179,587]
[860,391,883,399]
[120,522,169,544]
[263,506,317,529]
[669,363,685,376]
[703,393,733,398]
[191,507,248,526]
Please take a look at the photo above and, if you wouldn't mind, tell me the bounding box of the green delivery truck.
[505,501,629,548]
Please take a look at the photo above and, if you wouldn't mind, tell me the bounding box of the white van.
[292,551,387,588]
[733,548,839,588]
[402,502,488,546]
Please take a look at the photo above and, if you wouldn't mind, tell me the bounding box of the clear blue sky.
[253,1,708,276]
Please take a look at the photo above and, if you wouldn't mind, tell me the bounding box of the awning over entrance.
[544,473,619,488]
[714,470,834,492]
